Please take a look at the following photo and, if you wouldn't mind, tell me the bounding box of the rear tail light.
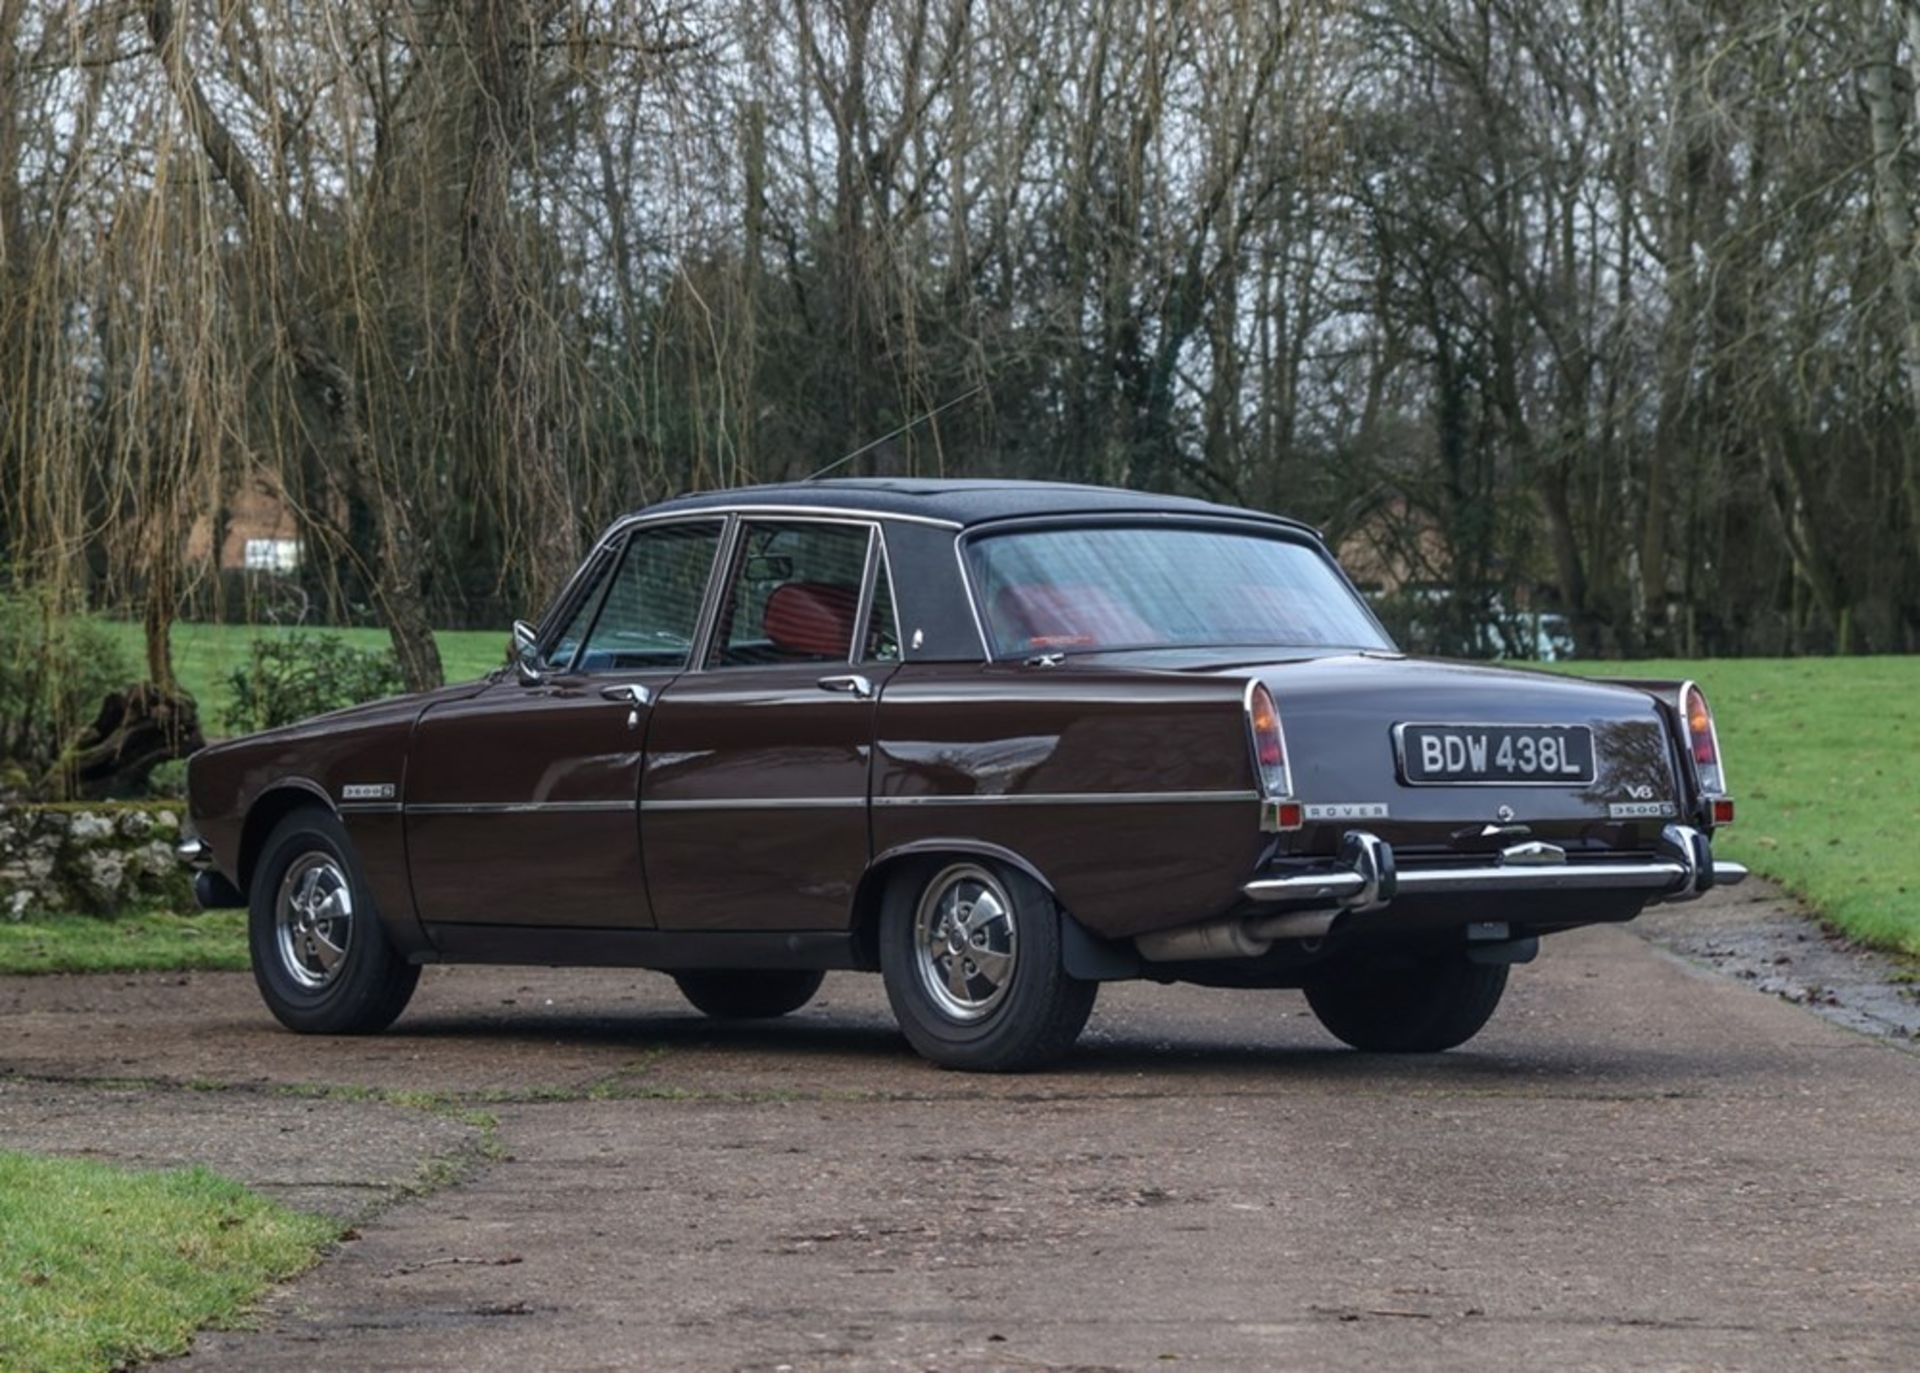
[1245,682,1294,803]
[1680,681,1729,813]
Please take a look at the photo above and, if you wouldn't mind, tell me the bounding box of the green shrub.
[0,593,136,792]
[222,632,407,735]
[145,758,190,798]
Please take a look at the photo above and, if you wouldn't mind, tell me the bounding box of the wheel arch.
[236,780,337,895]
[850,839,1138,981]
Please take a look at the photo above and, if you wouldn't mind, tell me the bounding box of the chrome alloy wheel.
[274,851,354,990]
[913,863,1018,1023]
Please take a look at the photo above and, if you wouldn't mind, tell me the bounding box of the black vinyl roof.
[640,478,1319,536]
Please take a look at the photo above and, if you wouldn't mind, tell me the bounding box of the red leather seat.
[763,582,859,658]
[990,584,1160,650]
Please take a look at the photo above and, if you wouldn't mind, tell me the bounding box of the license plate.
[1396,723,1595,785]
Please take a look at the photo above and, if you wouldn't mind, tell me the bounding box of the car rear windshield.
[965,523,1393,658]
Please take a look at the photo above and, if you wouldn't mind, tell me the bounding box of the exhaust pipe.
[1134,908,1340,963]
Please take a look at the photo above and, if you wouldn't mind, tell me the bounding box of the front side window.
[712,521,872,667]
[966,523,1393,659]
[544,550,615,670]
[572,520,724,671]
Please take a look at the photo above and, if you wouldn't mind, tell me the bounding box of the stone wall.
[0,804,193,918]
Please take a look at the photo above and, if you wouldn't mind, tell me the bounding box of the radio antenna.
[801,384,985,482]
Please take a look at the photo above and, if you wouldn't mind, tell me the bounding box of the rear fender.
[854,838,1141,981]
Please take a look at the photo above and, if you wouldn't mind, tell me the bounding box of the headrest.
[763,582,859,658]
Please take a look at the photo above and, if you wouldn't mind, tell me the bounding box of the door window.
[574,520,724,671]
[711,521,873,667]
[543,551,615,670]
[863,543,900,663]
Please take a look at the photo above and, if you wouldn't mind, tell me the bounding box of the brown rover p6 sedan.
[180,480,1745,1070]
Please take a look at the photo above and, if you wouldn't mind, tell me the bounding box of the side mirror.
[511,620,543,683]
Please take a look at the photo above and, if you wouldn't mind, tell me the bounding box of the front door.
[405,517,726,929]
[643,518,900,932]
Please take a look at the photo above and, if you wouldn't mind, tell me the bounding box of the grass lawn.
[1558,657,1920,958]
[0,1151,335,1372]
[0,911,248,975]
[93,620,507,730]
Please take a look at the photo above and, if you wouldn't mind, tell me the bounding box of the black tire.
[879,858,1097,1072]
[248,806,419,1035]
[1304,953,1508,1053]
[672,969,825,1019]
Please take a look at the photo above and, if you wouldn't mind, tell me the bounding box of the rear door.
[405,518,725,928]
[642,518,900,932]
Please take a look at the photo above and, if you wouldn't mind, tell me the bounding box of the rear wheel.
[249,807,419,1035]
[672,969,824,1019]
[879,859,1096,1072]
[1304,953,1508,1053]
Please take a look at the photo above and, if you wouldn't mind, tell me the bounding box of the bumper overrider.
[1137,825,1747,963]
[178,834,246,910]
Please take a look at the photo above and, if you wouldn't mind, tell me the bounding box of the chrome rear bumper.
[1136,825,1747,963]
[1240,824,1744,910]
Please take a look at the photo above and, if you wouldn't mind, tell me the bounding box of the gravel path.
[2,887,1915,1370]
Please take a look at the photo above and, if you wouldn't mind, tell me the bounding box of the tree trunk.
[144,0,443,690]
[463,0,579,613]
[1864,19,1920,598]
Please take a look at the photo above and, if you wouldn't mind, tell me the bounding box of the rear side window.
[711,521,873,667]
[966,524,1392,658]
[574,520,724,671]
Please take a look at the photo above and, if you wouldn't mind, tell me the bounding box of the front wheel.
[249,807,419,1035]
[879,859,1097,1072]
[1304,953,1508,1053]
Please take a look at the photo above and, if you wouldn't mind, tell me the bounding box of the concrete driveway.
[2,904,1917,1370]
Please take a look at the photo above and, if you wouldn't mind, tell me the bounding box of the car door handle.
[817,673,875,700]
[600,682,652,729]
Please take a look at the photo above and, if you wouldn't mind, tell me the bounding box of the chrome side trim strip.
[404,800,635,815]
[873,790,1259,808]
[339,802,404,815]
[640,797,866,812]
[405,790,1260,816]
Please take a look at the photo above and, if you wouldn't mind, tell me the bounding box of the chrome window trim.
[952,533,995,658]
[870,525,905,662]
[610,503,959,541]
[695,513,882,673]
[850,526,881,667]
[539,539,622,672]
[534,512,731,673]
[953,514,1394,663]
[688,513,742,671]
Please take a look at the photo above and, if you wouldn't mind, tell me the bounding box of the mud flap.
[1060,910,1141,981]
